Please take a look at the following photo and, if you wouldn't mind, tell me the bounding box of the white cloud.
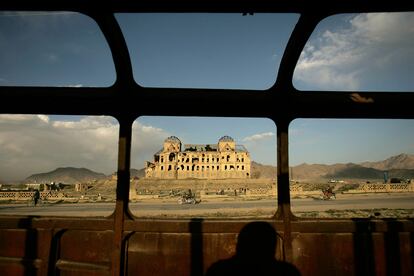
[0,115,174,181]
[241,132,277,166]
[0,115,119,182]
[37,115,50,123]
[131,122,170,169]
[350,13,414,43]
[294,12,414,90]
[0,114,50,127]
[67,84,83,88]
[243,132,275,142]
[52,116,114,129]
[0,114,32,122]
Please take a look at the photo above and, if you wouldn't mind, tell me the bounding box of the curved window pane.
[0,115,119,217]
[116,13,299,90]
[130,116,277,218]
[0,12,116,87]
[293,12,414,92]
[289,119,414,218]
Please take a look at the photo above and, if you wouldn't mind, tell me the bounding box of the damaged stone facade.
[145,136,251,179]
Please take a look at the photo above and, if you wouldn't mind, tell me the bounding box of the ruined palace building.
[145,136,251,179]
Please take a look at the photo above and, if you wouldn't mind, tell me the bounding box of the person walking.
[33,189,40,206]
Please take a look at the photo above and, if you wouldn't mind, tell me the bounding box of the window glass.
[130,116,277,218]
[293,12,414,92]
[289,119,414,218]
[0,115,118,216]
[0,12,115,87]
[116,13,299,90]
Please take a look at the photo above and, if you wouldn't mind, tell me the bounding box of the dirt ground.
[2,183,413,219]
[129,192,414,219]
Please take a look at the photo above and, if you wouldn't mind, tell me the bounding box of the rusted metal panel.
[291,219,414,233]
[124,218,286,234]
[126,224,286,275]
[59,230,113,262]
[126,232,241,275]
[58,270,109,276]
[0,216,114,231]
[398,233,414,276]
[0,229,52,276]
[0,229,32,258]
[0,261,38,276]
[56,260,110,276]
[0,257,42,276]
[291,232,414,276]
[0,217,412,276]
[126,232,194,275]
[56,230,113,275]
[292,233,356,276]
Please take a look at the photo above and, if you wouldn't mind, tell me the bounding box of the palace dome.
[165,136,181,143]
[218,135,234,142]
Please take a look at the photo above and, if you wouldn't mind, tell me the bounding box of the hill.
[292,154,414,182]
[250,161,277,179]
[386,169,414,180]
[129,153,414,181]
[291,163,350,181]
[24,167,107,184]
[131,168,145,178]
[325,164,384,180]
[360,153,414,170]
[326,166,414,181]
[20,153,414,184]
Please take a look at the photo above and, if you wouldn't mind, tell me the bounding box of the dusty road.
[0,193,413,217]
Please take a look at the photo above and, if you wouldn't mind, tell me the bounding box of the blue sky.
[290,119,414,165]
[0,12,115,87]
[116,13,298,90]
[0,12,414,181]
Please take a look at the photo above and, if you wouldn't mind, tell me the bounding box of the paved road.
[291,193,414,211]
[0,193,413,217]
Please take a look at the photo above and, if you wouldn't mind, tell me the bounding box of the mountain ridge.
[360,153,414,170]
[24,167,107,184]
[292,154,414,181]
[18,153,414,184]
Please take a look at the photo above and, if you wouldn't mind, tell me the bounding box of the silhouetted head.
[236,221,277,262]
